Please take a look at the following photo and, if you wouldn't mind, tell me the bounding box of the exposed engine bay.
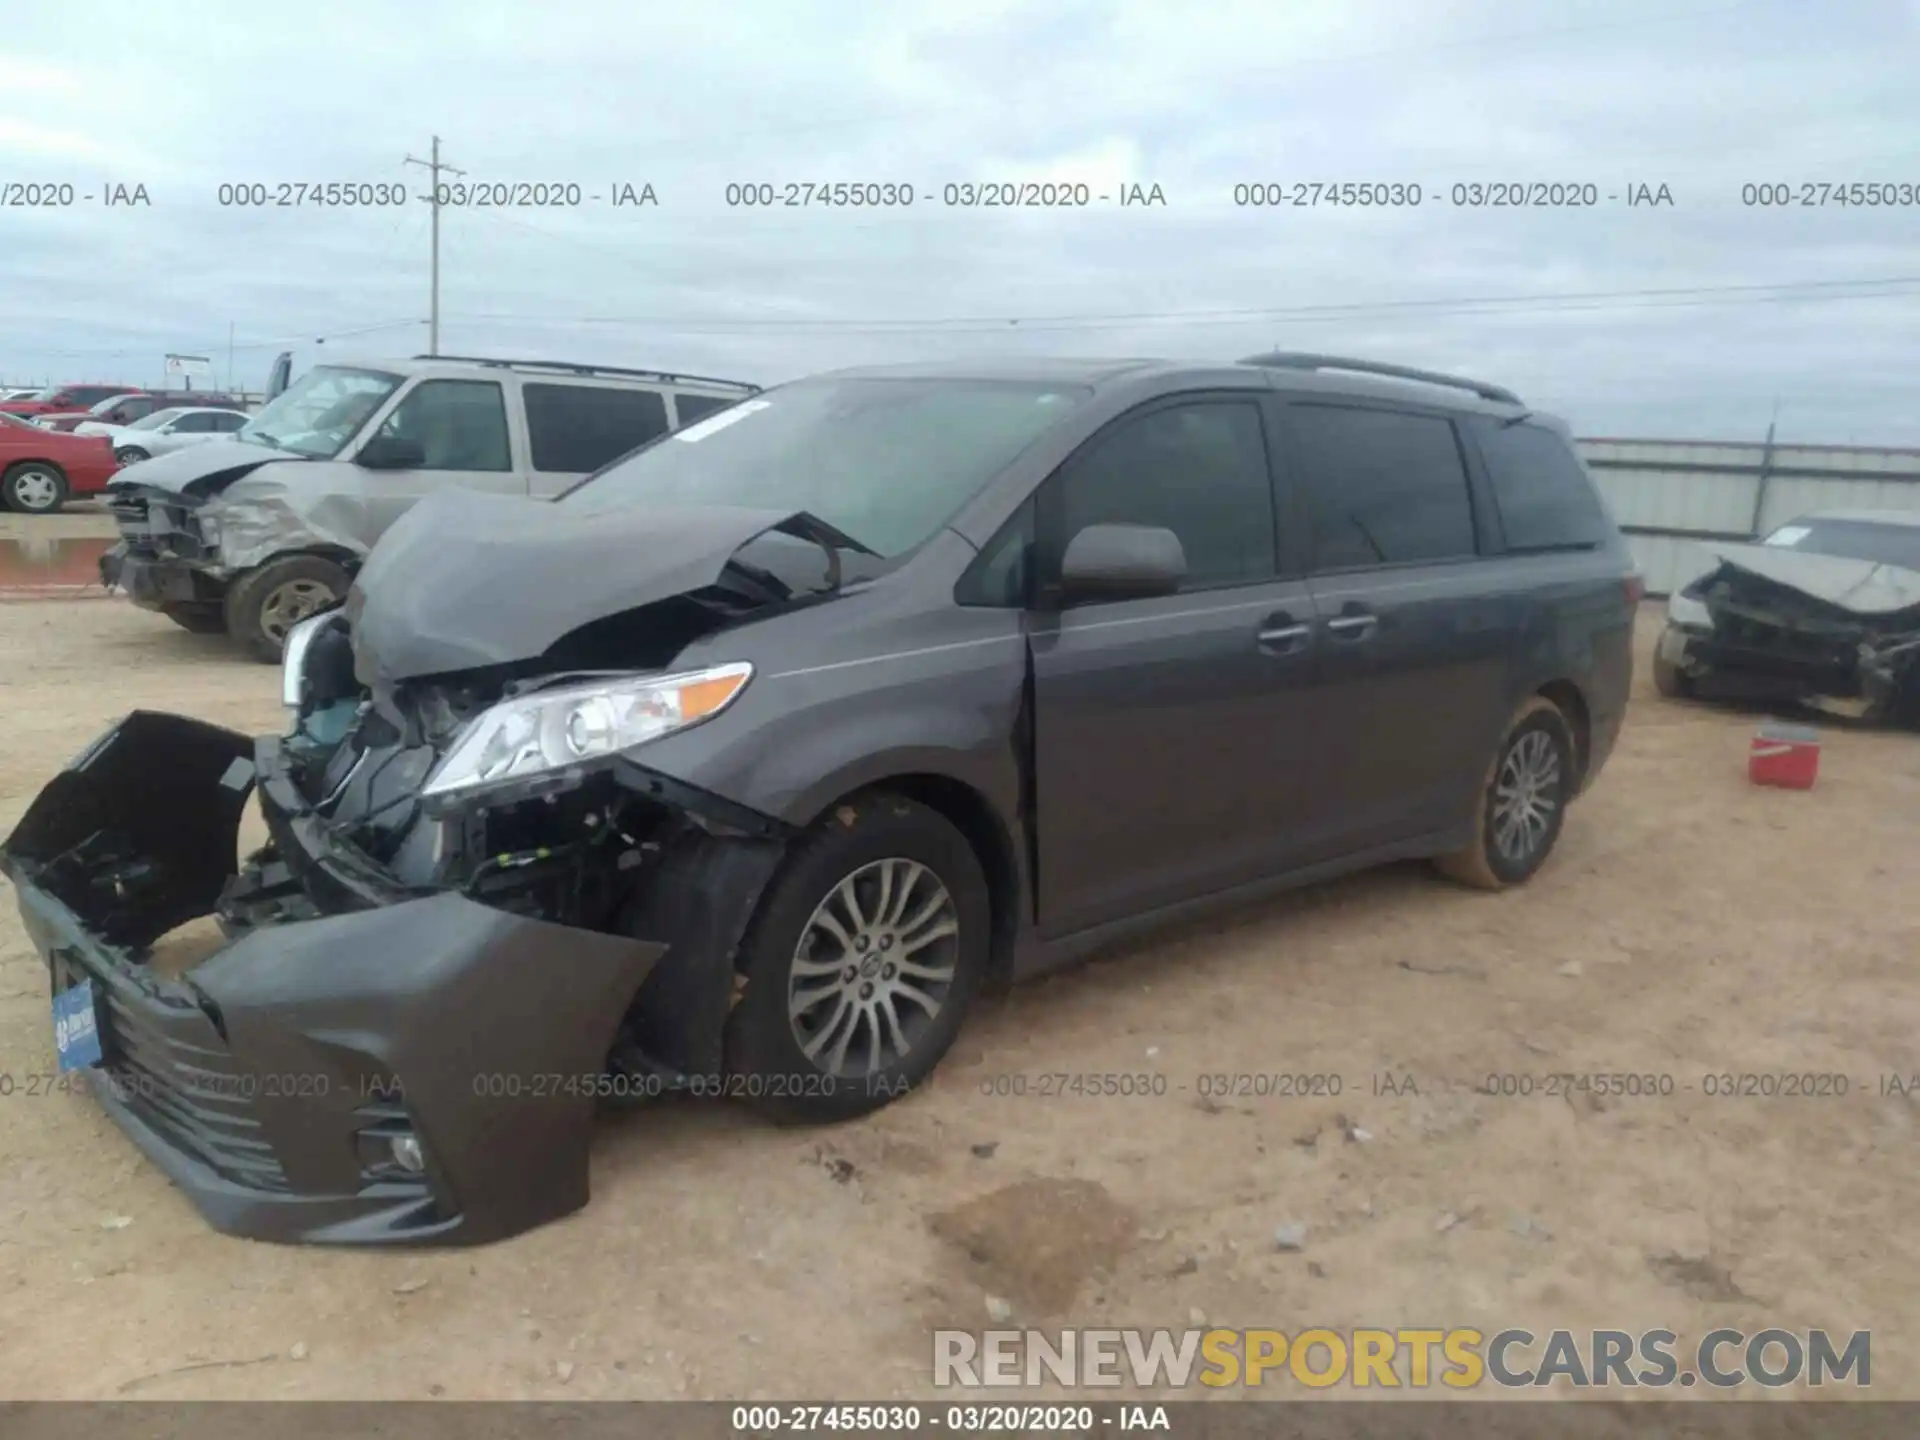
[1665,549,1920,724]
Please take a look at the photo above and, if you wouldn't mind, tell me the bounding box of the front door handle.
[1325,610,1378,641]
[1257,613,1311,653]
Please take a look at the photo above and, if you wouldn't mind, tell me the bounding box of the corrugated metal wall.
[1575,437,1920,596]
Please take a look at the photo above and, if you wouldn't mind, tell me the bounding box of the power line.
[453,275,1920,335]
[23,318,425,360]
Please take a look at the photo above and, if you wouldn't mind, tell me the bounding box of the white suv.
[100,354,759,660]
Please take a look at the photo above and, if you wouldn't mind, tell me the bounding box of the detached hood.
[345,487,820,683]
[1698,542,1920,616]
[106,438,304,497]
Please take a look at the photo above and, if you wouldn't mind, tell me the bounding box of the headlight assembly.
[1665,590,1713,632]
[421,661,753,802]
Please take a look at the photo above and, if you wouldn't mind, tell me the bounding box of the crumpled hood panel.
[345,487,808,682]
[105,438,304,496]
[1701,542,1920,616]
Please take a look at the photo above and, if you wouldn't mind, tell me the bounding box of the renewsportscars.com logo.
[934,1327,1871,1390]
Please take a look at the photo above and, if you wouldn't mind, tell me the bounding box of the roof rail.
[1240,351,1521,406]
[410,355,760,392]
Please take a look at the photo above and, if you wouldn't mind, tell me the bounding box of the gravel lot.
[1,508,1917,1401]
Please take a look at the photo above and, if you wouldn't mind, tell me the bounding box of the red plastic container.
[1749,723,1821,789]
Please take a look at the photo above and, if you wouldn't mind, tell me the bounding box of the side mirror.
[356,434,426,470]
[1059,523,1187,602]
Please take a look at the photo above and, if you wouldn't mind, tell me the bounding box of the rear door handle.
[1257,613,1311,653]
[1325,611,1378,641]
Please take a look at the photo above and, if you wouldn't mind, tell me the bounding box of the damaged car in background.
[1654,508,1920,726]
[2,354,1637,1245]
[99,354,759,660]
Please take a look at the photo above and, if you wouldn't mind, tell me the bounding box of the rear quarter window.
[1472,418,1611,551]
[672,392,739,427]
[523,383,671,472]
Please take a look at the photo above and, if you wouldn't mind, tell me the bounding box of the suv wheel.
[114,447,151,466]
[224,555,349,664]
[724,793,990,1123]
[2,462,69,514]
[1435,696,1576,891]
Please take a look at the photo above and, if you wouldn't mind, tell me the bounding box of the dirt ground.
[1,505,1916,1402]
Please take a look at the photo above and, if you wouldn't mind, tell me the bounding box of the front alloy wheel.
[726,792,989,1123]
[788,858,961,1078]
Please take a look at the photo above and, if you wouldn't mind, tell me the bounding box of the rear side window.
[1051,400,1276,592]
[524,383,670,472]
[1474,418,1610,551]
[1288,404,1477,569]
[673,392,737,427]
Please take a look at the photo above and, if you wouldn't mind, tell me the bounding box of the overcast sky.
[3,0,1918,443]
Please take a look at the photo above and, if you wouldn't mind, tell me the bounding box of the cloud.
[0,0,1915,442]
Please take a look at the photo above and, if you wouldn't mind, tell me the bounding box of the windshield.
[237,365,402,458]
[563,377,1089,557]
[1764,518,1920,570]
[20,387,60,402]
[88,395,135,414]
[130,408,184,431]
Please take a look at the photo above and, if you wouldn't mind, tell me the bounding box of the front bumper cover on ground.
[0,711,666,1246]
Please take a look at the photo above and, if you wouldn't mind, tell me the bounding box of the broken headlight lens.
[421,661,753,801]
[1665,590,1713,632]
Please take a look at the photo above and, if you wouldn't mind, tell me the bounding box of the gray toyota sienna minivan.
[3,352,1638,1245]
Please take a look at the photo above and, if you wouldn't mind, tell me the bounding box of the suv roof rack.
[411,355,761,392]
[1240,351,1521,406]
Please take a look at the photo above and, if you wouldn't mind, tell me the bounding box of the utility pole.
[227,321,235,391]
[403,136,464,356]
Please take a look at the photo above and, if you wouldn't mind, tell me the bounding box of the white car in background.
[79,406,250,464]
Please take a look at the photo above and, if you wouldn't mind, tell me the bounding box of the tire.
[114,447,151,466]
[1434,696,1577,892]
[1,462,69,514]
[1651,644,1693,700]
[161,604,226,635]
[724,791,991,1124]
[223,555,350,664]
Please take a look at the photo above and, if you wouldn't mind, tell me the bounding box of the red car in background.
[0,383,137,419]
[0,412,118,513]
[38,389,247,432]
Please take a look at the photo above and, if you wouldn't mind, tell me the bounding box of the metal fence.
[1576,436,1920,597]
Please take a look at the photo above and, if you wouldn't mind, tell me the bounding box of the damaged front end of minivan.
[0,489,881,1246]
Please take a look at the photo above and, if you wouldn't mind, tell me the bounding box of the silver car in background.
[79,406,250,464]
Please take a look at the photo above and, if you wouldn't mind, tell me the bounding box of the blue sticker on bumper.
[53,979,103,1071]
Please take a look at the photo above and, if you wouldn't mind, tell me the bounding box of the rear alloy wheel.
[1,463,69,514]
[725,793,989,1123]
[1434,696,1576,891]
[224,555,350,664]
[114,447,151,466]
